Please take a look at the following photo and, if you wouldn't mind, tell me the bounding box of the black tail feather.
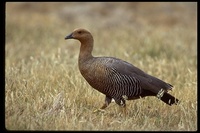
[160,93,179,106]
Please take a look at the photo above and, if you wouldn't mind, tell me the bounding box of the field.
[5,2,197,131]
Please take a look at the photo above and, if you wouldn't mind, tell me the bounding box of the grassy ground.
[5,2,197,131]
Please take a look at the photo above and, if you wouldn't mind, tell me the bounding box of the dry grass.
[5,2,197,131]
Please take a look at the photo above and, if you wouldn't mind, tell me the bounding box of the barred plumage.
[65,28,179,111]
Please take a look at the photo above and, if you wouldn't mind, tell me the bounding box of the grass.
[5,2,197,131]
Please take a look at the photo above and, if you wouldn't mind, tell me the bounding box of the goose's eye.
[78,31,82,34]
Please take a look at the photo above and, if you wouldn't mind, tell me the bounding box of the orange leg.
[115,97,127,116]
[93,96,112,113]
[121,104,127,117]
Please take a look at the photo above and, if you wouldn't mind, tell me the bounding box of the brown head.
[65,28,94,60]
[65,28,93,44]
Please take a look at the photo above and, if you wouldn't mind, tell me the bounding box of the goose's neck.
[78,39,94,64]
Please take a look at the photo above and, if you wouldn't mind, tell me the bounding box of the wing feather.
[102,57,172,93]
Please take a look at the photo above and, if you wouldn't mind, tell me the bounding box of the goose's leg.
[93,95,112,113]
[114,97,127,116]
[100,95,112,109]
